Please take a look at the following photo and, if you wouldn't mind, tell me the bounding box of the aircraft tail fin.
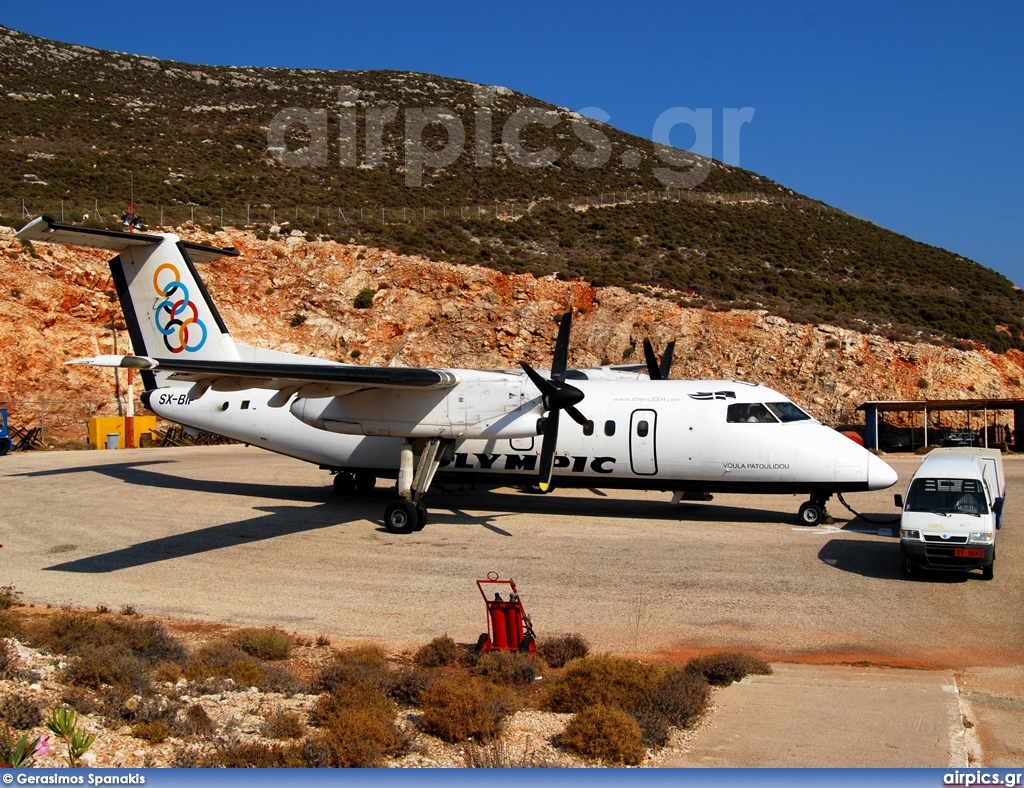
[16,216,241,388]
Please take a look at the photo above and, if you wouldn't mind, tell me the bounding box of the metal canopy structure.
[857,398,1024,451]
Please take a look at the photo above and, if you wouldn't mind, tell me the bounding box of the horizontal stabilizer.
[15,216,238,263]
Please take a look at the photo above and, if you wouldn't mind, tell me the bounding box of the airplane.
[16,215,899,533]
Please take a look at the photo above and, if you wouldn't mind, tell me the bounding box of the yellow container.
[88,416,158,449]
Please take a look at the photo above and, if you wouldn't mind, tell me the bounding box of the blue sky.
[4,1,1022,285]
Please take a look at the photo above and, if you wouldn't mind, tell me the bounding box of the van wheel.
[982,563,994,581]
[902,557,915,577]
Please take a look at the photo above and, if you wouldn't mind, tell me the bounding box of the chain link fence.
[1,189,843,233]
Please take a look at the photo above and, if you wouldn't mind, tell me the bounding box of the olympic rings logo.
[153,263,207,353]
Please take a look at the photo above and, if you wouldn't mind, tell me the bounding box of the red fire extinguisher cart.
[476,572,536,655]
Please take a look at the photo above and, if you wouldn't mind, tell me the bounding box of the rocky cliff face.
[3,224,1022,442]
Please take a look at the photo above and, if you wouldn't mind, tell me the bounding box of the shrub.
[132,720,171,743]
[541,654,663,713]
[537,633,590,668]
[153,661,183,683]
[560,705,646,765]
[419,677,515,743]
[0,585,23,609]
[260,664,310,696]
[0,694,43,730]
[413,635,462,668]
[290,313,307,327]
[308,684,401,767]
[0,612,25,640]
[214,741,307,768]
[473,650,536,687]
[262,710,305,740]
[180,704,215,737]
[389,665,431,706]
[684,651,772,687]
[36,613,187,669]
[228,628,294,661]
[353,288,376,309]
[61,644,148,691]
[185,641,265,688]
[315,647,393,695]
[641,668,711,729]
[58,688,101,718]
[0,639,19,679]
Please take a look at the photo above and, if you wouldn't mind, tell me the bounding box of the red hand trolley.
[476,572,536,655]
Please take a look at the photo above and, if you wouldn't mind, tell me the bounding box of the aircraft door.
[629,409,658,475]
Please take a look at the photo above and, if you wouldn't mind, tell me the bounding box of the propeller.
[520,310,588,491]
[642,337,676,380]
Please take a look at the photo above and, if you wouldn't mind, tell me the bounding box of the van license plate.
[955,548,985,558]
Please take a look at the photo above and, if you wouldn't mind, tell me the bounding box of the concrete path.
[664,663,969,767]
[958,666,1024,767]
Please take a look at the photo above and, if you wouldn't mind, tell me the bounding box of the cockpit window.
[766,402,812,422]
[906,478,989,515]
[727,403,779,423]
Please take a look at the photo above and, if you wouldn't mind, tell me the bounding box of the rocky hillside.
[3,223,1023,443]
[2,24,1022,351]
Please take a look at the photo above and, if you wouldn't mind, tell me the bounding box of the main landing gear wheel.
[413,505,428,532]
[384,500,419,534]
[797,502,826,527]
[333,472,356,495]
[354,473,377,494]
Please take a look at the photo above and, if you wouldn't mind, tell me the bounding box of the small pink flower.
[35,736,50,756]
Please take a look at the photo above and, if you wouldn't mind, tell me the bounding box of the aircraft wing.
[67,355,460,394]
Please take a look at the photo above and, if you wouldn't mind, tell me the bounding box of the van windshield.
[905,477,989,516]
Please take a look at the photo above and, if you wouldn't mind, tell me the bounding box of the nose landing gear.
[797,496,833,527]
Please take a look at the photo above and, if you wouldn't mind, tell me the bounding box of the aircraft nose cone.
[867,452,899,490]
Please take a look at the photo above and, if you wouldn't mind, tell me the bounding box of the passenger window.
[604,420,616,437]
[727,403,777,424]
[583,420,594,436]
[636,420,649,437]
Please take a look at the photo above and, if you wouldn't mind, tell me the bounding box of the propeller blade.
[643,338,662,380]
[642,337,676,381]
[537,408,559,491]
[565,405,589,427]
[550,310,573,382]
[520,361,555,398]
[660,339,675,379]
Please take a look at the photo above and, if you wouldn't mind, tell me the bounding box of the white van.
[895,448,1006,580]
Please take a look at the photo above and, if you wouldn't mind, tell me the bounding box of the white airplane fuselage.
[149,377,895,495]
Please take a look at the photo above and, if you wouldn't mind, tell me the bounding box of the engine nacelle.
[290,377,543,440]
